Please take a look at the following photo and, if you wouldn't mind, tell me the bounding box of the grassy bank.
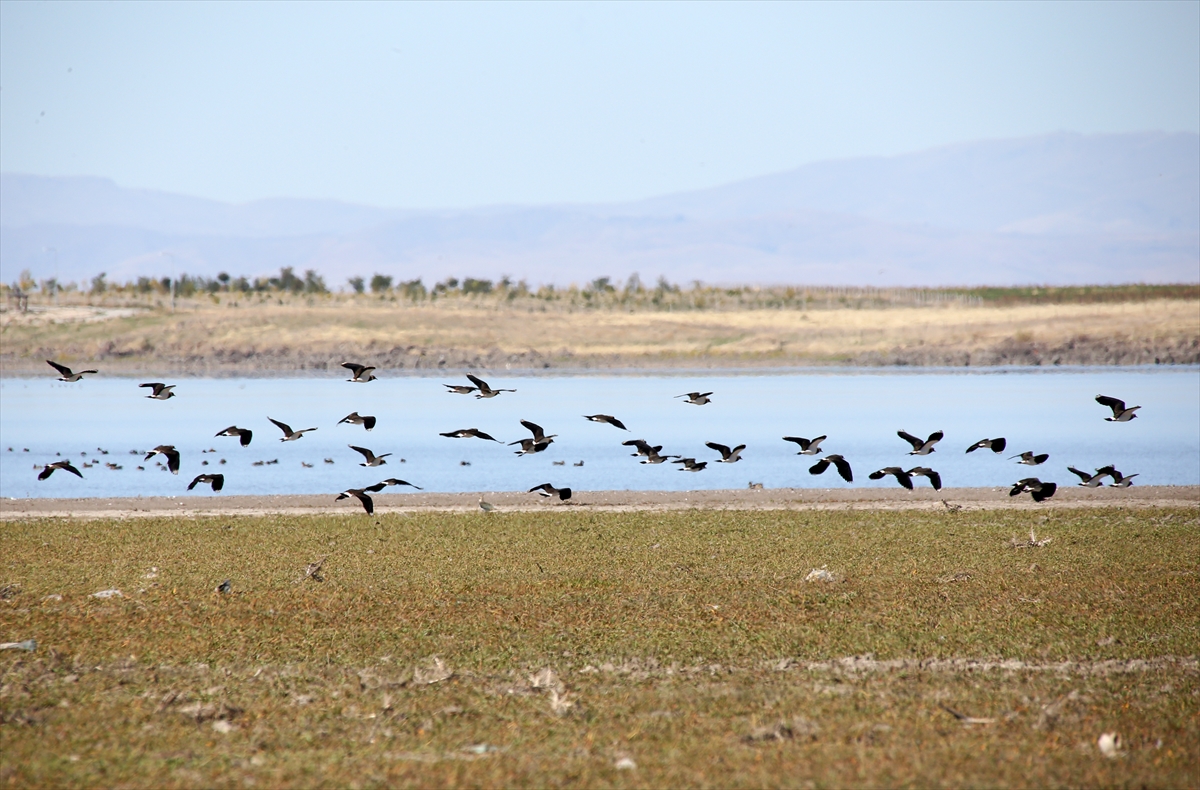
[2,507,1196,787]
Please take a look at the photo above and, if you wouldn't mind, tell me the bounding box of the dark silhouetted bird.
[869,466,913,489]
[269,417,317,442]
[783,435,826,455]
[338,412,377,431]
[336,488,375,514]
[1067,466,1111,487]
[349,445,391,467]
[706,442,746,463]
[676,391,713,405]
[467,374,516,398]
[144,445,180,474]
[584,414,628,430]
[965,437,1006,454]
[140,382,176,400]
[1011,451,1049,466]
[907,467,942,490]
[215,426,253,446]
[674,457,708,472]
[810,454,853,482]
[1096,395,1140,422]
[1010,478,1057,502]
[46,360,97,382]
[187,473,224,491]
[898,430,943,455]
[529,483,572,500]
[342,362,377,383]
[377,478,422,490]
[38,459,83,481]
[440,428,501,442]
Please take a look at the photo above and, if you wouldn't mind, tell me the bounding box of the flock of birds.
[34,360,1144,513]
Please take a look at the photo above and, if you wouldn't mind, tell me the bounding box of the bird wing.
[187,475,203,490]
[521,420,546,440]
[474,430,499,442]
[990,438,1007,453]
[363,482,387,493]
[165,450,180,473]
[832,457,854,482]
[897,430,922,450]
[1067,466,1091,482]
[705,442,731,457]
[362,416,376,431]
[238,429,252,446]
[783,436,808,447]
[46,360,72,376]
[926,471,942,490]
[268,417,292,435]
[466,373,490,390]
[809,458,831,475]
[341,362,364,376]
[528,483,554,495]
[1096,395,1125,412]
[965,440,986,453]
[608,416,628,430]
[210,474,224,491]
[1031,483,1057,502]
[927,430,944,443]
[356,491,374,514]
[338,413,356,424]
[349,445,375,462]
[216,425,237,436]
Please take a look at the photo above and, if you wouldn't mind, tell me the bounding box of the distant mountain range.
[2,131,1197,288]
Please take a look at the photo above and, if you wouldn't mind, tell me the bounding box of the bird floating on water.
[338,412,377,431]
[342,362,377,383]
[898,430,943,455]
[529,483,572,500]
[46,360,97,382]
[706,442,746,463]
[1096,395,1140,422]
[140,382,176,400]
[783,435,825,455]
[965,437,1007,454]
[215,426,253,447]
[144,445,180,474]
[1011,451,1049,466]
[187,473,224,491]
[676,391,713,405]
[810,454,853,482]
[38,459,83,481]
[269,417,317,442]
[583,414,628,430]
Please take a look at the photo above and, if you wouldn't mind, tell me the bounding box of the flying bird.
[1011,451,1050,466]
[1067,466,1111,487]
[1010,478,1057,502]
[342,362,377,383]
[144,445,180,474]
[706,442,746,463]
[622,439,658,457]
[443,383,478,395]
[377,478,423,490]
[898,430,943,455]
[673,457,708,472]
[965,437,1007,454]
[46,360,97,382]
[269,417,317,442]
[810,454,853,482]
[1096,395,1140,422]
[187,473,224,491]
[335,487,375,514]
[509,420,556,455]
[583,414,628,430]
[640,447,679,465]
[869,466,913,489]
[440,428,501,442]
[467,374,516,398]
[1097,465,1139,487]
[529,483,572,500]
[215,426,253,447]
[676,391,713,405]
[349,445,392,467]
[140,382,176,400]
[338,412,377,431]
[38,459,83,481]
[783,435,826,455]
[907,466,942,490]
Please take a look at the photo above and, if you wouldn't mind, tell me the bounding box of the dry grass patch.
[1,506,1197,787]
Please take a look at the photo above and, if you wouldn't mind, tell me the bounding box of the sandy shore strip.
[3,485,1195,520]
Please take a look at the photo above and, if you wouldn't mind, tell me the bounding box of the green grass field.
[2,507,1197,787]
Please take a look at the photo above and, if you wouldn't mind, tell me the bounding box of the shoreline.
[3,485,1196,520]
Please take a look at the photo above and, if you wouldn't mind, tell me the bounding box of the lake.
[2,368,1197,500]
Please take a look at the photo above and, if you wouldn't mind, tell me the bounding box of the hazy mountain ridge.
[2,132,1197,287]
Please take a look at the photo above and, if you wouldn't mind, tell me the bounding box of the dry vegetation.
[2,283,1198,373]
[2,507,1197,787]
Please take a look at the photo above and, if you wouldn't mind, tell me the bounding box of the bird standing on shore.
[140,382,176,400]
[215,426,253,446]
[898,430,943,455]
[47,360,97,382]
[783,435,826,455]
[342,363,377,383]
[1096,395,1140,422]
[38,460,83,480]
[269,417,317,442]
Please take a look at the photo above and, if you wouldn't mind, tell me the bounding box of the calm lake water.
[2,368,1197,500]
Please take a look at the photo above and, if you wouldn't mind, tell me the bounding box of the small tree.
[90,272,107,294]
[369,274,393,294]
[347,276,365,294]
[303,269,327,294]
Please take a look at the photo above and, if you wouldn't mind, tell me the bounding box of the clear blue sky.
[2,0,1197,209]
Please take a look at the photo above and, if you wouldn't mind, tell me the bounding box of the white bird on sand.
[1096,395,1140,422]
[140,382,176,400]
[783,435,825,455]
[46,360,97,382]
[269,417,317,442]
[898,430,943,455]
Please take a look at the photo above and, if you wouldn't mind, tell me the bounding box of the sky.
[1,0,1197,210]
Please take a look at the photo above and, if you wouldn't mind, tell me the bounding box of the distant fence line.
[3,267,1195,311]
